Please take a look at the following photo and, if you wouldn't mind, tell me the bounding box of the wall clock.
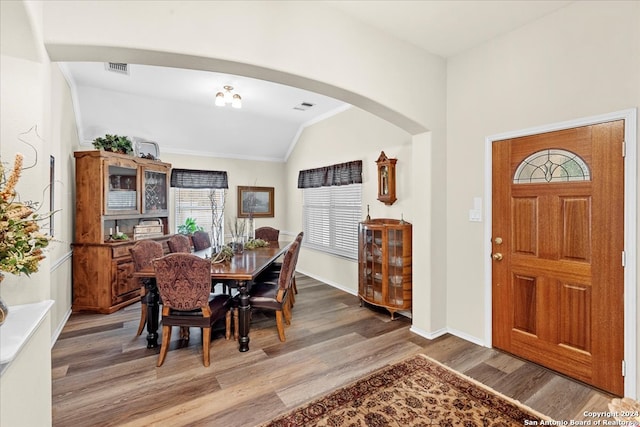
[376,151,397,205]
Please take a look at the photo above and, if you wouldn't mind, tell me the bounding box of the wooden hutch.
[72,150,172,313]
[358,218,412,319]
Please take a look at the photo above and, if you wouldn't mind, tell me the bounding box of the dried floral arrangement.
[210,245,234,264]
[244,238,269,250]
[0,153,51,278]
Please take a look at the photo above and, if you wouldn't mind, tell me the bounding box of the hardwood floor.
[52,274,615,426]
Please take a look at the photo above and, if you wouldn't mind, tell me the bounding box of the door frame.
[483,108,637,398]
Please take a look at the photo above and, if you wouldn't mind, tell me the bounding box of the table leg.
[236,280,251,352]
[144,278,160,348]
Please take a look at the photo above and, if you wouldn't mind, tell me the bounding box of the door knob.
[492,252,503,261]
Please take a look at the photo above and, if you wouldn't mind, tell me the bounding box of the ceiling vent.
[104,62,129,75]
[293,102,315,111]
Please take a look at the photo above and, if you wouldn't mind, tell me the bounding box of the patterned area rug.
[260,354,550,427]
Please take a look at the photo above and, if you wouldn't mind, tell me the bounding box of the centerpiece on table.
[244,238,269,250]
[227,217,246,254]
[0,153,52,325]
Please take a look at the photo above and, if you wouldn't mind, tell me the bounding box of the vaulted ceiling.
[60,1,571,162]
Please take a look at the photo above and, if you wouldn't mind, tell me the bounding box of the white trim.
[408,325,487,347]
[484,108,637,398]
[284,104,352,161]
[49,250,73,272]
[295,267,357,296]
[56,63,86,144]
[51,308,72,348]
[409,326,448,340]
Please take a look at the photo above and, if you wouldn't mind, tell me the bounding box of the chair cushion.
[164,293,231,328]
[249,282,284,311]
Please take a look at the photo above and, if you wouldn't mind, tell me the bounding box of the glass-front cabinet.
[358,218,412,319]
[105,159,139,215]
[143,166,168,214]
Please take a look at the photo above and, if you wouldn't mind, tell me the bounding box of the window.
[302,184,361,259]
[174,188,225,244]
[513,149,591,184]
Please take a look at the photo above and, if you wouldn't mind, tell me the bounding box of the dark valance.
[170,168,228,189]
[297,160,363,189]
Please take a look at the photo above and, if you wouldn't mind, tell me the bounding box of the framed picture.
[237,186,274,218]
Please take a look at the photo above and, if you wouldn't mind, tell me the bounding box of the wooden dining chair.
[191,231,211,251]
[246,239,300,342]
[254,226,279,242]
[254,232,303,306]
[129,240,165,336]
[167,234,191,253]
[153,253,232,367]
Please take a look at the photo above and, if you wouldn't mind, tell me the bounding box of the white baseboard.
[296,268,357,296]
[409,325,448,340]
[51,308,72,348]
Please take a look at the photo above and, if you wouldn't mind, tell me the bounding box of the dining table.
[133,241,292,352]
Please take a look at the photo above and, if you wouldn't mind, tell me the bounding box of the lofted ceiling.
[61,1,571,162]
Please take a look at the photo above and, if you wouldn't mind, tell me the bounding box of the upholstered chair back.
[255,227,280,242]
[130,240,164,271]
[168,234,191,253]
[152,254,212,311]
[191,231,211,251]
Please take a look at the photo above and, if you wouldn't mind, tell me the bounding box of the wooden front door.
[492,120,625,396]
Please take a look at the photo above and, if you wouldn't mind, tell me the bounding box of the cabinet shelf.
[358,218,412,320]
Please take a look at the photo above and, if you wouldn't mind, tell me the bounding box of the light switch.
[469,197,482,222]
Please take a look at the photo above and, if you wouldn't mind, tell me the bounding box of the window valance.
[170,168,229,189]
[297,160,362,189]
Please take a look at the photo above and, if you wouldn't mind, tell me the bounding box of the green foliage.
[244,238,269,250]
[177,217,204,235]
[210,245,234,264]
[92,134,134,155]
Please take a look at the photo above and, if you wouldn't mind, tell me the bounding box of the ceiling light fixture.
[215,85,242,109]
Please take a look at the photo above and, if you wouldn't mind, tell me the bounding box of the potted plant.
[92,134,134,155]
[177,217,203,235]
[0,153,52,325]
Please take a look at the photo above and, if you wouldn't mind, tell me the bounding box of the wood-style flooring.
[52,274,615,426]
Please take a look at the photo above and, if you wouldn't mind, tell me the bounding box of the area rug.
[260,353,551,427]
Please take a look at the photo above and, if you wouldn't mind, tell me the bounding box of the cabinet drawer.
[111,244,133,258]
[112,260,138,304]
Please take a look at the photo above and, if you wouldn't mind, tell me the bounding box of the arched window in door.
[513,148,591,184]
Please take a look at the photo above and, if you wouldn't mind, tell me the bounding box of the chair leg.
[202,327,211,367]
[136,298,147,336]
[225,310,231,340]
[283,300,292,325]
[179,326,190,340]
[157,325,172,367]
[293,276,298,294]
[275,310,286,342]
[289,285,296,307]
[233,308,239,341]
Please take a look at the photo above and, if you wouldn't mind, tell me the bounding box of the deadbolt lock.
[494,237,503,245]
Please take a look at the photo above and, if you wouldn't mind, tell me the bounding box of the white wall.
[0,1,77,332]
[0,1,77,423]
[286,107,413,293]
[40,0,448,334]
[160,153,288,235]
[446,0,640,386]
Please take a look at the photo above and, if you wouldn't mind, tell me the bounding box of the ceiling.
[61,1,571,162]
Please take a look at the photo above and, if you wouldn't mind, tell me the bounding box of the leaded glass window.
[513,149,591,184]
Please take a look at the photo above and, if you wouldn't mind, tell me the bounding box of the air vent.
[293,102,315,111]
[104,62,129,75]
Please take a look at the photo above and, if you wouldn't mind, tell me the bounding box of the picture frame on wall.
[237,186,274,218]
